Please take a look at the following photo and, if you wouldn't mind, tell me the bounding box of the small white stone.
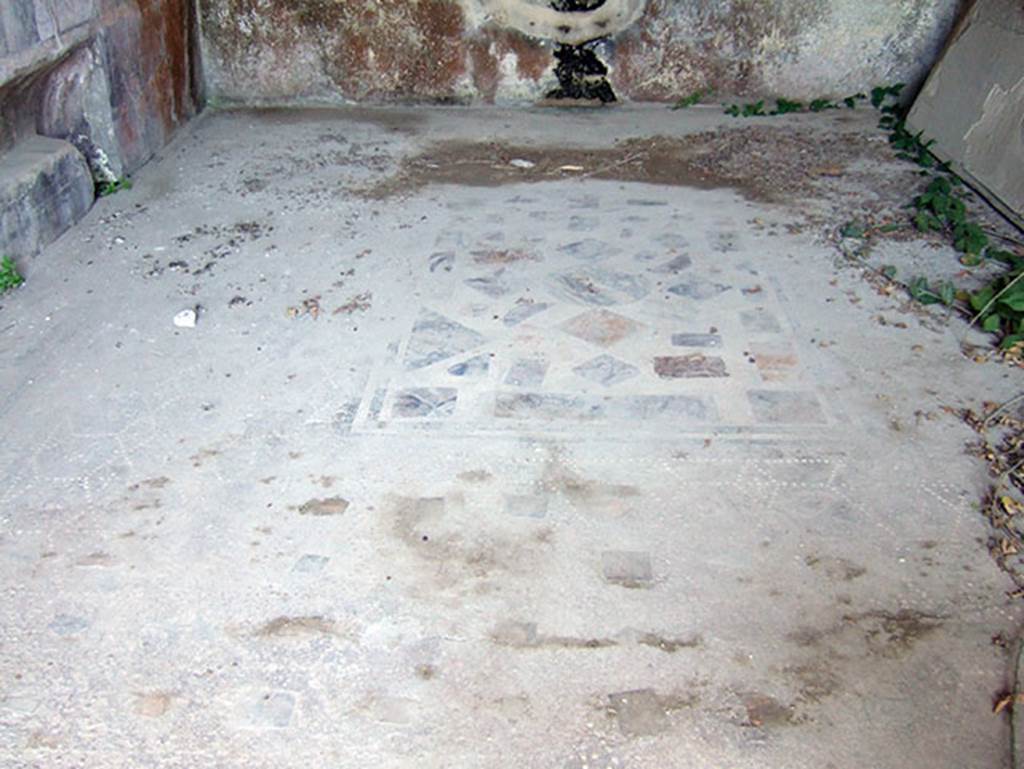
[173,309,197,328]
[509,158,535,169]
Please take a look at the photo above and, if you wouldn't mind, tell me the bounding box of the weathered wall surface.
[197,0,965,105]
[0,0,203,177]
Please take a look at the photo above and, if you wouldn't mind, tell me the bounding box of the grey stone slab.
[0,136,93,258]
[393,387,458,418]
[672,333,722,348]
[748,389,826,424]
[505,357,548,387]
[404,310,486,370]
[573,354,639,387]
[906,0,1024,228]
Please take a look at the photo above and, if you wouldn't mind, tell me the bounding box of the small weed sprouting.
[724,100,766,117]
[772,98,804,115]
[809,98,838,112]
[671,90,707,110]
[97,177,132,197]
[0,256,24,294]
[842,81,1024,349]
[907,275,957,308]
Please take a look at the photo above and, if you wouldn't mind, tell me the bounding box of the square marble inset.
[740,308,782,333]
[748,389,825,424]
[601,551,653,587]
[505,494,548,519]
[654,354,728,379]
[607,689,668,736]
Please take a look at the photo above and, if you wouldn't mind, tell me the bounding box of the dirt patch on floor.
[360,124,916,210]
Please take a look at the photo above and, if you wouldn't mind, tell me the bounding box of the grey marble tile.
[393,387,458,418]
[448,354,490,377]
[550,267,651,306]
[404,310,485,370]
[672,333,722,348]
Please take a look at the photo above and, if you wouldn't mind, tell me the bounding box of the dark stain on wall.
[203,0,472,102]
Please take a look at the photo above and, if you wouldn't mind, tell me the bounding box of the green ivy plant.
[97,177,132,197]
[865,82,1024,347]
[0,256,24,293]
[671,90,707,110]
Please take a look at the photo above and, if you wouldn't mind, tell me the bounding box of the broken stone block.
[907,0,1024,228]
[0,135,93,258]
[37,42,125,184]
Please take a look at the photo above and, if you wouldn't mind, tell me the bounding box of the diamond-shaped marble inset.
[561,310,642,349]
[404,310,486,370]
[558,238,617,261]
[503,301,550,327]
[549,267,651,306]
[573,354,639,387]
[393,388,458,418]
[448,354,490,377]
[652,254,693,274]
[667,279,731,301]
[506,357,549,387]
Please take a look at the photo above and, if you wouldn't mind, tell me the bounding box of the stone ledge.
[0,135,93,258]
